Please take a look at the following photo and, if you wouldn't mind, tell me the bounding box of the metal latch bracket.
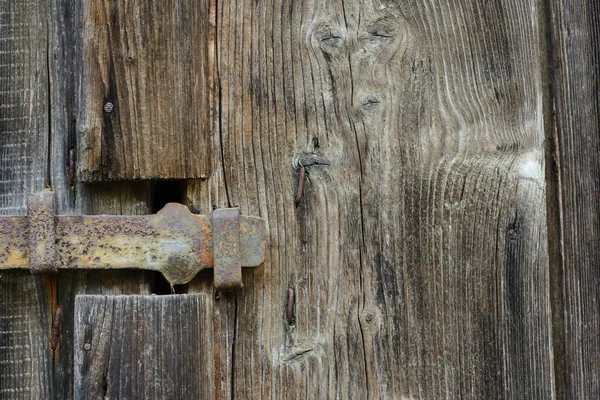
[0,189,267,290]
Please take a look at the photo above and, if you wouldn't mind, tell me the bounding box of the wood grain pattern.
[3,0,596,398]
[76,0,211,181]
[211,0,554,398]
[0,0,49,211]
[0,0,52,398]
[549,0,600,398]
[73,294,214,399]
[50,0,77,213]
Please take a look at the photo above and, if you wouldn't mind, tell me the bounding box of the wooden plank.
[214,0,554,398]
[0,0,49,210]
[548,1,600,398]
[0,272,53,399]
[0,0,53,398]
[76,0,211,181]
[73,294,214,399]
[50,0,77,213]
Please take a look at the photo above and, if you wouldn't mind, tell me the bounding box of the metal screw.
[103,101,114,113]
[84,343,92,351]
[365,314,374,323]
[507,228,518,241]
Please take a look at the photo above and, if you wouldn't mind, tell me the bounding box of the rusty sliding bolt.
[0,189,267,289]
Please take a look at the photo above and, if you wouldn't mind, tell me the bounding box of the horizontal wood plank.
[76,0,211,181]
[73,294,214,399]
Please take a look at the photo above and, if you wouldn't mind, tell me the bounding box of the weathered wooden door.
[1,0,599,398]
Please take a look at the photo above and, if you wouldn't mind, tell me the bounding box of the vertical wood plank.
[215,0,554,398]
[549,0,600,398]
[0,0,48,210]
[0,0,52,398]
[50,0,77,214]
[75,0,211,181]
[73,294,214,399]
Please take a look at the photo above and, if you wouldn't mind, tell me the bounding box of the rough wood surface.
[73,294,214,400]
[0,0,49,211]
[549,0,600,398]
[76,0,211,181]
[0,273,53,399]
[210,0,554,398]
[4,0,597,398]
[50,0,77,213]
[0,0,52,398]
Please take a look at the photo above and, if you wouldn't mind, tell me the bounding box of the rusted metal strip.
[213,208,242,291]
[27,189,57,274]
[0,194,267,287]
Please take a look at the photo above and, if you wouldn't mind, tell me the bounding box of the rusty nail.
[50,307,62,351]
[104,101,114,113]
[286,287,295,324]
[68,148,76,186]
[295,167,306,207]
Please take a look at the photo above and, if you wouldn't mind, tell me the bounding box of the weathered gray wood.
[0,272,53,399]
[0,0,53,398]
[50,0,77,213]
[549,1,600,398]
[0,0,49,210]
[73,294,214,400]
[212,0,554,398]
[75,0,211,181]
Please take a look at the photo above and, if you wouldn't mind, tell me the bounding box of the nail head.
[104,101,114,113]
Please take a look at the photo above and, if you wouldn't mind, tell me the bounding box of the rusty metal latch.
[0,189,267,290]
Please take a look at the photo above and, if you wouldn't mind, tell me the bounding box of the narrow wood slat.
[549,0,600,397]
[76,0,211,181]
[73,294,214,399]
[0,0,52,398]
